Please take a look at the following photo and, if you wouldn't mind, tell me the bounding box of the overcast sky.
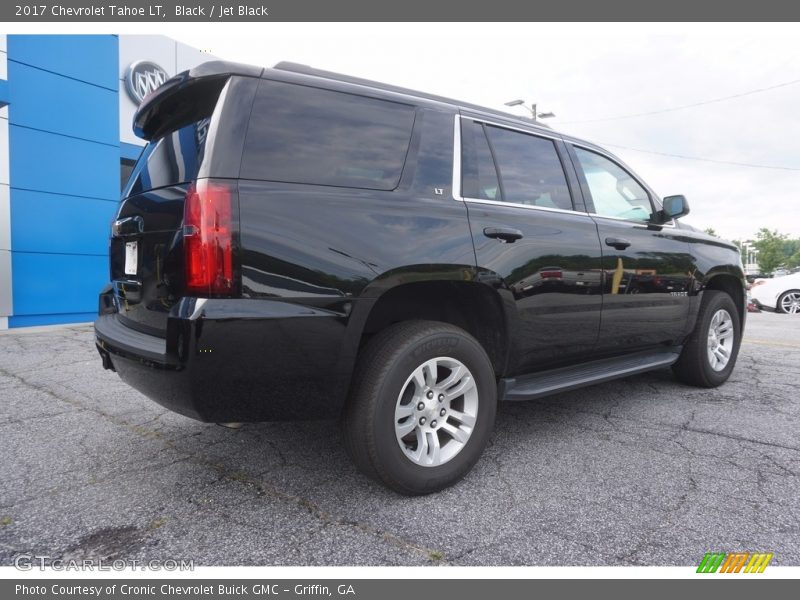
[171,23,800,242]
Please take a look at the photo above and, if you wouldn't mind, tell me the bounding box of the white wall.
[118,35,216,146]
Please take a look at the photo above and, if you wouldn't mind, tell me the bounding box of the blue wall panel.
[7,35,118,90]
[11,190,115,255]
[9,313,96,327]
[10,125,119,200]
[7,34,121,326]
[8,61,118,145]
[11,252,108,316]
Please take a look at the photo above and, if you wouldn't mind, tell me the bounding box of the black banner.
[3,0,800,22]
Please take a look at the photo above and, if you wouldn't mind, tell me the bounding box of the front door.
[567,144,694,353]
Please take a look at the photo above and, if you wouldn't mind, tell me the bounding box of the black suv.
[95,61,746,494]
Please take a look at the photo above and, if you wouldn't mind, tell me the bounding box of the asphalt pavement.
[0,311,798,566]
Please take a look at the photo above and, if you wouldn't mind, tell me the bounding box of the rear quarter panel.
[236,107,477,413]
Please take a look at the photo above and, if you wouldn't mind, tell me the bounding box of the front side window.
[241,80,416,190]
[574,147,653,222]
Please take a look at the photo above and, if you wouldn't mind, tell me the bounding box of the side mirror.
[661,195,690,221]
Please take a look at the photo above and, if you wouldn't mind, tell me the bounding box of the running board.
[499,348,682,402]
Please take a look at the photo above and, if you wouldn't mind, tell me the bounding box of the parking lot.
[0,311,798,566]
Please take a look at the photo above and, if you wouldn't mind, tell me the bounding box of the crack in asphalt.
[0,363,447,565]
[679,426,800,454]
[2,320,798,566]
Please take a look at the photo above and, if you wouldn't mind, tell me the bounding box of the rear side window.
[125,75,230,198]
[126,118,211,197]
[241,80,415,190]
[484,125,573,211]
[461,121,500,200]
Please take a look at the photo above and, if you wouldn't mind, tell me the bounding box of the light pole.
[504,99,556,122]
[740,241,760,275]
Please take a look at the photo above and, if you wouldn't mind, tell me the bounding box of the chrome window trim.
[452,114,584,217]
[464,197,594,219]
[461,114,562,141]
[451,114,678,227]
[588,212,677,229]
[452,114,463,201]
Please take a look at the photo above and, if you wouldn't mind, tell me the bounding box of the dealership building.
[0,35,214,328]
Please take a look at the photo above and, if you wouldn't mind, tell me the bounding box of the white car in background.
[750,272,800,314]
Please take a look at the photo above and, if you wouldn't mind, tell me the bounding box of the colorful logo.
[697,552,773,573]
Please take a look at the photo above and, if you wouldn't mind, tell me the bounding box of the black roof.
[272,61,556,133]
[137,59,599,152]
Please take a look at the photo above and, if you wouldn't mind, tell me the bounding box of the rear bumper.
[95,313,177,367]
[749,296,775,313]
[95,296,356,422]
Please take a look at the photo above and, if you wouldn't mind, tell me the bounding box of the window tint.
[574,147,652,222]
[461,121,500,200]
[126,118,211,197]
[242,80,416,190]
[120,158,137,191]
[484,125,573,211]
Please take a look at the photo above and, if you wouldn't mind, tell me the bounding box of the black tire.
[342,320,497,495]
[672,290,741,387]
[776,289,800,314]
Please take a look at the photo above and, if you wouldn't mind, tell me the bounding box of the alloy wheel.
[394,356,478,467]
[707,309,735,371]
[779,292,800,314]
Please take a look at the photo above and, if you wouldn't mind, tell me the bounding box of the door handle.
[605,237,631,250]
[484,227,524,243]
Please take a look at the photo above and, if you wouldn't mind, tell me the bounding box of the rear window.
[125,118,211,197]
[241,80,416,190]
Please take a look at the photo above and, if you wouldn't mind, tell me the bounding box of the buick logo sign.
[124,61,169,105]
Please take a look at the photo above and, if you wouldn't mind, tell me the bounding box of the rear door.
[460,116,604,373]
[567,143,694,351]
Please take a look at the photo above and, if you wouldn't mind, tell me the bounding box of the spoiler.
[133,60,264,140]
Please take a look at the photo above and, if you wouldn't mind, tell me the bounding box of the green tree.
[704,227,718,237]
[788,251,800,269]
[785,238,800,267]
[752,229,788,274]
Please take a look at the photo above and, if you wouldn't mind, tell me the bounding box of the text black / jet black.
[95,61,746,494]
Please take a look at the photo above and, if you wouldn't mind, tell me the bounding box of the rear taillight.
[183,179,236,296]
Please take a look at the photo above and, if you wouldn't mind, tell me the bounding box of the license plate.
[124,241,138,276]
